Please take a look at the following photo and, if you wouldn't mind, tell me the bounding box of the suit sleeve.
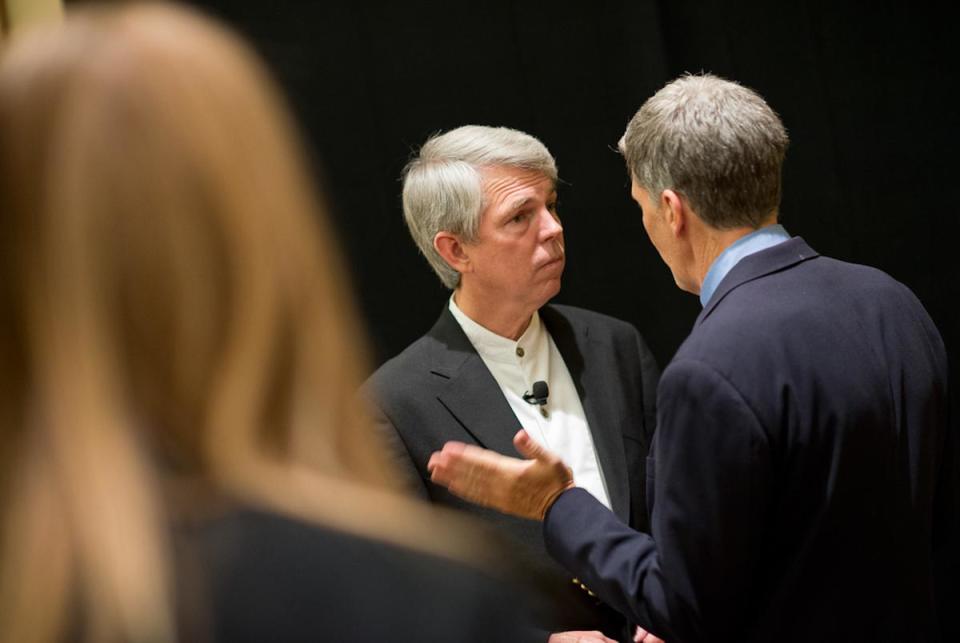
[543,359,772,641]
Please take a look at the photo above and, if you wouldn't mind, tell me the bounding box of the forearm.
[543,489,671,640]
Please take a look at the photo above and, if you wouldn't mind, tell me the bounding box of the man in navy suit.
[429,74,950,642]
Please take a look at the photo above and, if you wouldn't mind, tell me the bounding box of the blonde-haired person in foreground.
[0,3,537,642]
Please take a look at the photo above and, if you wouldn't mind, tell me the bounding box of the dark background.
[179,0,959,627]
[67,0,957,631]
[165,0,955,380]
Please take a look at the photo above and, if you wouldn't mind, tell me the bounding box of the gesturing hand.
[548,630,618,643]
[427,429,574,520]
[634,625,666,642]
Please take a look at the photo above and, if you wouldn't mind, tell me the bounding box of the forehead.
[481,166,555,209]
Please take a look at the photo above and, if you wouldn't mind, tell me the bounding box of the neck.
[689,217,778,293]
[453,288,534,340]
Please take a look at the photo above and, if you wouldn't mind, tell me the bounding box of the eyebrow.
[504,190,558,214]
[506,196,535,213]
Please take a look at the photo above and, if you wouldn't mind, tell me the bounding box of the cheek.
[641,217,657,244]
[486,243,526,273]
[640,208,650,229]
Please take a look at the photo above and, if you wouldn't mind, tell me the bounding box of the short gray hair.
[619,73,789,229]
[402,125,558,288]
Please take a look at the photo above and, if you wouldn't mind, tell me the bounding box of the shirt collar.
[449,296,543,365]
[700,224,791,307]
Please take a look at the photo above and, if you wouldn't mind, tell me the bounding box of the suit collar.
[697,237,819,327]
[424,306,479,376]
[426,304,632,521]
[425,307,526,458]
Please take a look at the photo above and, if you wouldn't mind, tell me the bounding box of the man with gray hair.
[428,74,949,642]
[364,125,661,643]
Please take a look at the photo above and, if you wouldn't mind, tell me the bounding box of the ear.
[661,189,686,237]
[434,232,472,274]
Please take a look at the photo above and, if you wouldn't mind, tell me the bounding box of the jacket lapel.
[697,237,819,328]
[541,306,631,522]
[427,308,524,458]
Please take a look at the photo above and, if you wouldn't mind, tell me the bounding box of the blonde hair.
[0,4,488,642]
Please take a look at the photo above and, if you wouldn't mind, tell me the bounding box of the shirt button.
[516,346,524,357]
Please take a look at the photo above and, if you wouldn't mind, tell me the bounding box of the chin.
[674,276,698,295]
[544,278,563,301]
[530,279,562,309]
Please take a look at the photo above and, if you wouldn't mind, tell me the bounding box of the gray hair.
[619,73,789,229]
[402,125,558,288]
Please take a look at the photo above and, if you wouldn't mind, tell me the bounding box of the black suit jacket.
[544,238,950,642]
[364,303,660,638]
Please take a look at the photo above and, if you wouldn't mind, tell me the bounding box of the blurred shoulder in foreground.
[0,3,536,642]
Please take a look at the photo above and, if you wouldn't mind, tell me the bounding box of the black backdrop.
[66,0,958,631]
[164,0,956,379]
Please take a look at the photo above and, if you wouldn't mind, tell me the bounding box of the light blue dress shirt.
[699,224,792,307]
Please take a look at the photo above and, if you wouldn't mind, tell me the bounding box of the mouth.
[540,255,565,269]
[539,240,565,270]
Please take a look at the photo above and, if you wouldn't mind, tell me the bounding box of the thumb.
[513,429,553,461]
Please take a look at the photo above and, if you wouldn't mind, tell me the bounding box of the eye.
[510,212,531,224]
[547,201,559,214]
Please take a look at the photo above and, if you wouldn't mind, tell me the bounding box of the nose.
[538,206,563,239]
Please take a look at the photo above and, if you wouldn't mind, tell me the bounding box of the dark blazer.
[175,505,539,642]
[364,303,660,639]
[543,238,949,642]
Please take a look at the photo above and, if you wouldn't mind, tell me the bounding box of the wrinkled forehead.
[479,165,555,208]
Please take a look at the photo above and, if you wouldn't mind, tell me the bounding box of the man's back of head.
[619,73,789,230]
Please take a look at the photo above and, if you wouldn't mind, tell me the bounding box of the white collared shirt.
[449,297,611,509]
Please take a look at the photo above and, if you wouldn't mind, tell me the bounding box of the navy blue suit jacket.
[543,238,949,642]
